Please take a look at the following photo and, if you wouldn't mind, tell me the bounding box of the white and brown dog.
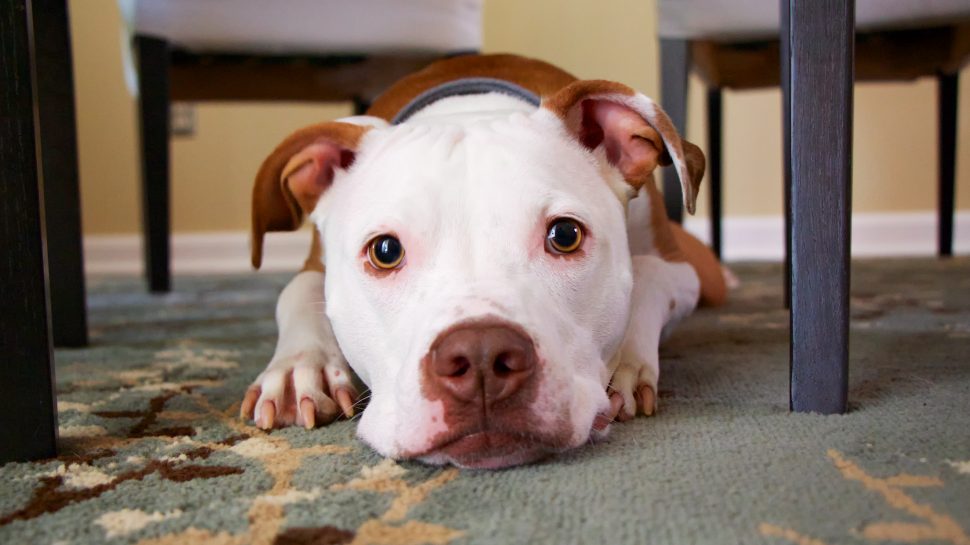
[241,54,727,469]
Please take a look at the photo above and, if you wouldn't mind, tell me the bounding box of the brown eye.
[368,235,405,269]
[546,218,584,254]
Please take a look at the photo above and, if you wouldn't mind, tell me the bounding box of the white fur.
[250,91,701,464]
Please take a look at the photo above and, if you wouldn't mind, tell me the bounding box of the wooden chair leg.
[783,0,854,414]
[706,87,723,258]
[136,35,172,293]
[34,0,88,347]
[781,24,793,309]
[660,38,689,224]
[353,97,371,116]
[938,72,957,257]
[1,0,59,463]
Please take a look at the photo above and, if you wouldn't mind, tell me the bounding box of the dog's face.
[251,81,702,468]
[318,109,633,467]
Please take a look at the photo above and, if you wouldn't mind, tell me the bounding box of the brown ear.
[251,121,369,268]
[543,80,704,214]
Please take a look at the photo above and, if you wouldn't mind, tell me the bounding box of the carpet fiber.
[2,258,969,545]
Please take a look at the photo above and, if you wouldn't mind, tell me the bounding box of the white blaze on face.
[314,107,634,459]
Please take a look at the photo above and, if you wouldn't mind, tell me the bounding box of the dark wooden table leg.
[706,87,723,258]
[136,35,172,293]
[1,0,59,463]
[660,38,689,224]
[938,72,957,257]
[783,0,854,414]
[33,0,88,347]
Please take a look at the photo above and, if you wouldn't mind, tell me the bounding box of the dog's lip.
[419,430,553,469]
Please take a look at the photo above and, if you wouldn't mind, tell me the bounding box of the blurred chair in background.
[657,0,970,259]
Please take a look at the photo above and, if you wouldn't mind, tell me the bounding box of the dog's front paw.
[240,351,358,430]
[608,359,658,421]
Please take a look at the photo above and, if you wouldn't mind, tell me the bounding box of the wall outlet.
[171,103,196,137]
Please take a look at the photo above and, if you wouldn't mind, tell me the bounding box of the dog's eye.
[546,218,584,254]
[368,235,405,269]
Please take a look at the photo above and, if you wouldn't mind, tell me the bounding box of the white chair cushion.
[659,0,970,40]
[124,0,482,54]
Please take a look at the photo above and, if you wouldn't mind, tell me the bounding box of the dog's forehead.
[334,115,610,224]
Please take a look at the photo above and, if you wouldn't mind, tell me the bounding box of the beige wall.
[70,0,969,235]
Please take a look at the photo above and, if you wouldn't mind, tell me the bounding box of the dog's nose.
[427,323,537,405]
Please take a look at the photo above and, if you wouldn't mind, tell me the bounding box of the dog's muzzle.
[413,319,564,468]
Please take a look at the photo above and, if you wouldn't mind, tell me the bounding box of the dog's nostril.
[493,353,513,377]
[449,356,471,378]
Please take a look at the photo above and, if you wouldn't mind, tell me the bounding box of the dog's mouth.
[403,398,620,469]
[415,430,557,469]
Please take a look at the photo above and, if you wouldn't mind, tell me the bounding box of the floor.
[1,258,968,545]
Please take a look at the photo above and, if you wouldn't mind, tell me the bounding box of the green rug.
[2,259,968,545]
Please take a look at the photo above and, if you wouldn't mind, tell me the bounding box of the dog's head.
[252,81,703,468]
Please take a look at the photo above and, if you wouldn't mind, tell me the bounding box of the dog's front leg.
[611,255,699,419]
[240,270,357,429]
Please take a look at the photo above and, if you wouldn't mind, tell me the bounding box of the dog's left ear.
[543,80,705,214]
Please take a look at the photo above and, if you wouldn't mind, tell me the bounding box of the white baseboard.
[84,212,969,275]
[684,211,970,262]
[83,230,312,275]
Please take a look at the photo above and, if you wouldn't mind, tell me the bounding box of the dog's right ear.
[251,121,369,269]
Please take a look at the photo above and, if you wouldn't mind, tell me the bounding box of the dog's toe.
[257,400,276,429]
[240,385,261,420]
[636,384,657,417]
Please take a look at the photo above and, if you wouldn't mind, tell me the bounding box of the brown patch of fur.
[367,54,579,121]
[679,139,706,210]
[542,80,636,123]
[252,122,368,269]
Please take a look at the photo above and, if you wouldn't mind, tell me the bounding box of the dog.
[241,54,727,469]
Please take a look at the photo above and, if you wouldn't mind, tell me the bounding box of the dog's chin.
[415,431,556,469]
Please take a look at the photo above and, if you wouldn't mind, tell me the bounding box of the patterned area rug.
[1,258,968,545]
